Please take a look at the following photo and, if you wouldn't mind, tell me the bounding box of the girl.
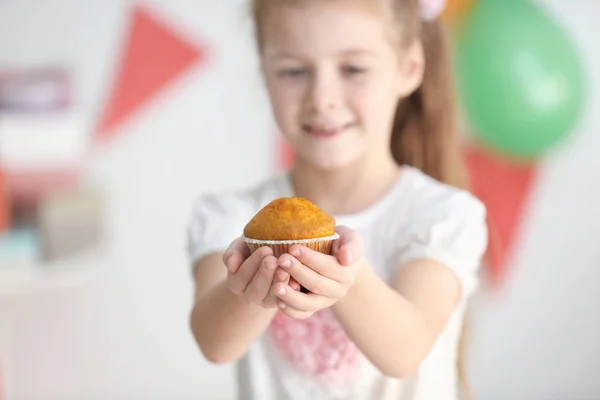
[188,0,488,399]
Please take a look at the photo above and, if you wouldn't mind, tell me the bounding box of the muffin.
[242,197,339,257]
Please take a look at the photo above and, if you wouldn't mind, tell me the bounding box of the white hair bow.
[419,0,447,21]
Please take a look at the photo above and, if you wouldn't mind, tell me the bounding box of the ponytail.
[391,20,468,190]
[391,19,474,399]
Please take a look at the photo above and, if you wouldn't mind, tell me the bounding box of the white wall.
[0,1,270,399]
[468,1,600,399]
[0,1,598,399]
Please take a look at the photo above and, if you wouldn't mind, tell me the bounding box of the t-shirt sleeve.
[186,192,254,273]
[397,192,488,298]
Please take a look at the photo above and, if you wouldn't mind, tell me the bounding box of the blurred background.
[0,0,598,399]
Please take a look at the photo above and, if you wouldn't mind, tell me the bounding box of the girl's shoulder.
[390,167,489,298]
[401,166,486,221]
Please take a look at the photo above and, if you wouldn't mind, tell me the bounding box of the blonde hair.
[251,0,473,397]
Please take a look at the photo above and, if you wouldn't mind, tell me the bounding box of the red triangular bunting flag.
[95,5,206,142]
[464,145,537,288]
[0,170,10,232]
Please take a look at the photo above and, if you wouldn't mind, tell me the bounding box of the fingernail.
[278,302,286,309]
[280,259,291,268]
[290,247,301,257]
[278,287,286,296]
[266,261,276,271]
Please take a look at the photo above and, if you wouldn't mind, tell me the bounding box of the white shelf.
[0,248,103,295]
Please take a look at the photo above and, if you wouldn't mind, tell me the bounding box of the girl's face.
[261,1,423,171]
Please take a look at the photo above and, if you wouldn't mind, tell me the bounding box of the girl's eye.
[342,65,367,75]
[278,68,308,78]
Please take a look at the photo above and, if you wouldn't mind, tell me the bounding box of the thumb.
[334,226,364,266]
[223,237,250,273]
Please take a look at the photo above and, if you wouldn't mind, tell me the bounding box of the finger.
[276,300,314,320]
[224,237,251,262]
[225,251,245,275]
[223,238,252,274]
[267,270,293,298]
[275,268,290,284]
[334,226,364,266]
[289,278,301,292]
[274,283,329,312]
[245,255,278,304]
[267,268,289,289]
[227,246,272,295]
[263,267,290,307]
[278,252,339,296]
[331,238,340,257]
[284,246,344,283]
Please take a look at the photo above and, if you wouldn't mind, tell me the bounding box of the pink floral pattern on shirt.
[269,308,362,381]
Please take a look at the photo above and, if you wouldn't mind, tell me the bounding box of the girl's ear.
[396,40,425,98]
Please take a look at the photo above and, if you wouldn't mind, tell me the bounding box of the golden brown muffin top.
[243,197,336,241]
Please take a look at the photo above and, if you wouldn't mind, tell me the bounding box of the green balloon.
[454,0,586,157]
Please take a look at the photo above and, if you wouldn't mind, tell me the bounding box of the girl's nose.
[305,71,341,113]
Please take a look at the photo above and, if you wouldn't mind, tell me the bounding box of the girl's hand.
[273,226,365,319]
[223,238,299,308]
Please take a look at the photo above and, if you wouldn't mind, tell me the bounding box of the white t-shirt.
[187,166,488,400]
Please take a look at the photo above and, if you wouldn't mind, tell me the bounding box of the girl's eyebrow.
[266,48,377,61]
[337,48,378,57]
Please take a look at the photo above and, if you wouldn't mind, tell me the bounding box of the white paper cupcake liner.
[242,233,339,257]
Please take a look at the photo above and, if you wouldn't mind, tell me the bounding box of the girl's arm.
[329,199,487,377]
[189,251,279,364]
[270,236,463,378]
[272,211,486,378]
[331,259,461,378]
